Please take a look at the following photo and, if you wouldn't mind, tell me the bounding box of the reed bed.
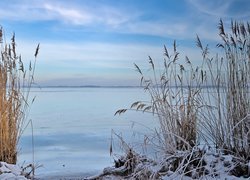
[110,19,250,179]
[200,20,250,159]
[0,27,39,164]
[116,42,206,154]
[115,20,250,160]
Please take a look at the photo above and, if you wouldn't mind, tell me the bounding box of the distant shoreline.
[32,85,142,88]
[29,85,236,88]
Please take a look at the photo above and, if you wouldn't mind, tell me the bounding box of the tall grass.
[116,20,250,159]
[0,27,39,164]
[200,20,250,159]
[116,41,205,153]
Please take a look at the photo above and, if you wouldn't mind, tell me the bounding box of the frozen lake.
[17,87,156,178]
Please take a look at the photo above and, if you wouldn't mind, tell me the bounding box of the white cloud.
[0,3,46,21]
[0,0,223,40]
[42,2,130,27]
[123,21,188,38]
[187,0,250,18]
[43,3,93,25]
[1,0,249,42]
[0,0,131,28]
[188,0,230,17]
[0,0,195,39]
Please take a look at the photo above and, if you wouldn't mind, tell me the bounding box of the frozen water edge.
[1,152,249,180]
[0,161,98,180]
[36,172,95,180]
[33,168,100,179]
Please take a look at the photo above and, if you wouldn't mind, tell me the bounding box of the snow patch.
[0,162,28,180]
[87,148,250,180]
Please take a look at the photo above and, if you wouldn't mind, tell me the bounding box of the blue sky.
[0,0,249,86]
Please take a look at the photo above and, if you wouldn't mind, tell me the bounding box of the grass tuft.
[0,27,38,164]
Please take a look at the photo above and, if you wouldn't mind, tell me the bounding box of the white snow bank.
[0,162,28,180]
[87,148,249,180]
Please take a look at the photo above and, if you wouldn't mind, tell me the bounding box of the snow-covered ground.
[0,162,29,180]
[86,148,250,180]
[1,147,249,180]
[1,162,92,179]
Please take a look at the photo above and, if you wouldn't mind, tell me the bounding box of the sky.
[0,0,249,86]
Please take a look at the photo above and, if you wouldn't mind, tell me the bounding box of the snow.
[0,162,28,180]
[86,148,250,180]
[1,147,249,180]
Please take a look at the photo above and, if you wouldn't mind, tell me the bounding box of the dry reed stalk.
[116,41,204,153]
[200,20,250,159]
[0,27,39,164]
[115,20,249,160]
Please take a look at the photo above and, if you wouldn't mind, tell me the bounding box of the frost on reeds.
[200,20,250,159]
[113,20,250,178]
[116,42,205,154]
[0,27,39,164]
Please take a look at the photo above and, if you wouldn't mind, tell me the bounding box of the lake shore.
[2,146,250,180]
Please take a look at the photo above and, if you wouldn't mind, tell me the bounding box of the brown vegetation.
[0,27,39,164]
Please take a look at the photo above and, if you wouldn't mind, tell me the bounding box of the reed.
[115,20,250,159]
[116,41,205,153]
[200,20,250,159]
[0,27,39,164]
